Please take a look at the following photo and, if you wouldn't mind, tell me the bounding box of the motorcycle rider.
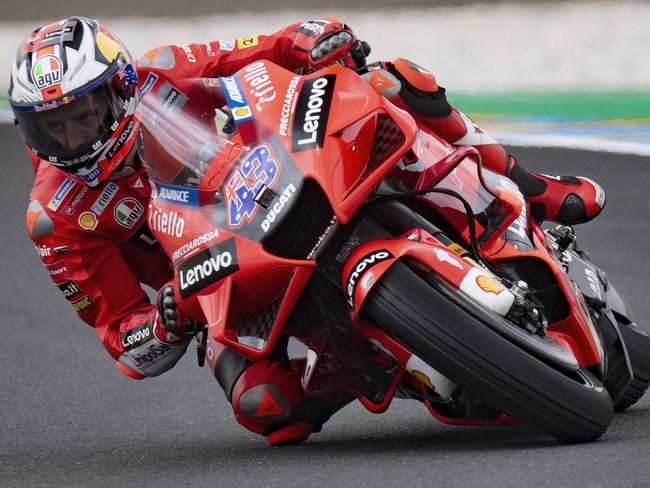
[11,16,604,446]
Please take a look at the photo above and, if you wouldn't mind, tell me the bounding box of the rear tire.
[364,261,614,443]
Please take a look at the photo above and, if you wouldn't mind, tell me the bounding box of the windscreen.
[136,79,231,188]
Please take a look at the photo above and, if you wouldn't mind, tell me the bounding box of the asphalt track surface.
[1,123,649,488]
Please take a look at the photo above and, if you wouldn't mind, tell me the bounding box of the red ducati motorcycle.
[138,60,650,443]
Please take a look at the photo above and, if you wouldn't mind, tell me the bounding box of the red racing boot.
[505,157,606,225]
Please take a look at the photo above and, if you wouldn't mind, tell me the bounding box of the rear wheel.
[364,261,614,443]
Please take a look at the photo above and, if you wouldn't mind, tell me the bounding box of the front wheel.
[364,261,614,443]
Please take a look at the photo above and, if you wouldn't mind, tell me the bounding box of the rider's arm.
[137,18,354,80]
[27,213,187,380]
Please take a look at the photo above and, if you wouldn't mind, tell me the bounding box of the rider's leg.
[210,340,351,445]
[364,58,606,225]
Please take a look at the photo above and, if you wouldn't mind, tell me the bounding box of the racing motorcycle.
[137,59,650,443]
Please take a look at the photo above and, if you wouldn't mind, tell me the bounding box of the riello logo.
[176,238,239,298]
[148,207,185,238]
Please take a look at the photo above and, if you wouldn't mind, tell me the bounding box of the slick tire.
[364,261,614,443]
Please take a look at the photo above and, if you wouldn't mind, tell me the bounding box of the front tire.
[364,261,614,443]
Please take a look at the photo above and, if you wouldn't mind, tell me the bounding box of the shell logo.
[235,107,251,118]
[412,370,434,389]
[78,211,98,230]
[476,275,504,295]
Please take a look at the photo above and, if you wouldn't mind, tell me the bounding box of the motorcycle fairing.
[341,228,515,323]
[143,62,424,360]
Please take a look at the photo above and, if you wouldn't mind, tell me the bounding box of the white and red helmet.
[9,17,140,187]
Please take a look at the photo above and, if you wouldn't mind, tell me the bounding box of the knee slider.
[389,58,452,118]
[230,360,304,435]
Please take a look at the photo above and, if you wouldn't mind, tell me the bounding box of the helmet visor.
[12,67,136,167]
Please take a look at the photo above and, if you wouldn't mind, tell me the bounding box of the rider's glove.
[290,19,371,72]
[157,283,202,339]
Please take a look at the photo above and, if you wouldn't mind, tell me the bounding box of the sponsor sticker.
[182,46,196,63]
[237,36,259,49]
[219,39,235,51]
[64,186,88,216]
[47,178,75,211]
[260,183,297,233]
[176,238,239,298]
[148,208,185,238]
[46,261,70,283]
[32,55,63,89]
[202,78,221,88]
[78,166,103,183]
[35,244,51,257]
[57,280,83,301]
[172,228,220,261]
[154,182,199,207]
[296,20,329,38]
[433,248,463,270]
[203,43,215,56]
[43,25,74,41]
[291,75,336,152]
[106,118,135,161]
[91,182,119,215]
[360,272,375,289]
[78,211,98,230]
[279,76,300,136]
[241,61,276,112]
[346,250,393,309]
[225,144,280,228]
[121,324,152,350]
[131,342,171,369]
[140,72,159,95]
[71,295,93,312]
[220,76,253,122]
[476,275,504,295]
[114,198,144,228]
[159,82,188,115]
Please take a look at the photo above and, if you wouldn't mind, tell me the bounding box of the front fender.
[341,228,515,322]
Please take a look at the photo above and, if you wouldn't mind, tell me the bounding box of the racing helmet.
[9,17,140,187]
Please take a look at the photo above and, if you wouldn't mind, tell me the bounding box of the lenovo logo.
[291,75,335,152]
[176,238,239,298]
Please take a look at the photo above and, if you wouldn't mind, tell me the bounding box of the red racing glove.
[290,19,371,72]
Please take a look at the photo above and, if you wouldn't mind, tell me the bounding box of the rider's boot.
[213,346,350,445]
[364,58,606,225]
[504,156,606,225]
